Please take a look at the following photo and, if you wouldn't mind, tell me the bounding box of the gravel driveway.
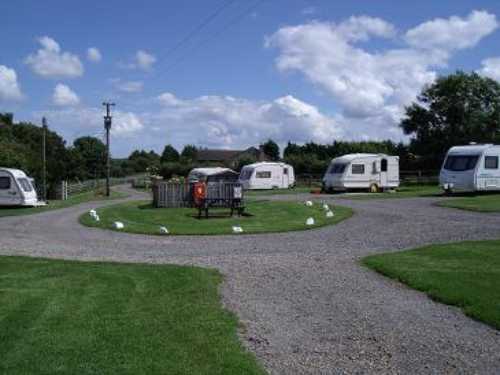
[1,186,500,374]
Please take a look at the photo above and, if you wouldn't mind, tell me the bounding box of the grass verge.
[0,256,265,374]
[80,199,352,235]
[0,190,127,217]
[339,184,442,200]
[362,240,500,329]
[437,193,500,212]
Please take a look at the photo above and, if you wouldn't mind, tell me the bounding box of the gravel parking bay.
[1,186,500,374]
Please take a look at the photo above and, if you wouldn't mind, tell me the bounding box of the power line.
[158,0,265,77]
[159,0,237,62]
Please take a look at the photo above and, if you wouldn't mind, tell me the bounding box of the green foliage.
[160,144,180,163]
[180,144,198,162]
[283,140,410,174]
[127,149,161,173]
[0,256,265,374]
[235,155,257,170]
[260,139,280,161]
[401,71,500,169]
[71,136,107,180]
[159,161,195,179]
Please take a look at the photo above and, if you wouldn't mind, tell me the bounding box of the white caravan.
[0,168,43,206]
[322,153,400,192]
[239,162,295,190]
[440,144,500,193]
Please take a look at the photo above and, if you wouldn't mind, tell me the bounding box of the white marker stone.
[113,221,124,230]
[159,226,169,234]
[306,217,315,226]
[322,204,329,211]
[326,210,334,218]
[305,201,313,207]
[232,226,243,233]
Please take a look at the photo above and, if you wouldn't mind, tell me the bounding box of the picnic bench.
[193,182,245,218]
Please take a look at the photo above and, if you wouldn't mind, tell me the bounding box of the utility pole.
[102,102,115,197]
[42,117,48,202]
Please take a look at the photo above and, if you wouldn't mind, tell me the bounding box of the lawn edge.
[78,199,354,237]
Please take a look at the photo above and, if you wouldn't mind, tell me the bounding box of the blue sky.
[1,0,500,157]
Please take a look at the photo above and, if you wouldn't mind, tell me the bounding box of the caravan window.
[381,159,388,172]
[0,177,11,189]
[485,156,498,169]
[18,178,33,192]
[240,169,253,180]
[256,171,271,179]
[444,155,479,171]
[352,164,365,174]
[329,164,346,174]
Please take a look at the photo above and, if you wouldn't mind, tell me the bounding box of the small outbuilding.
[187,167,239,183]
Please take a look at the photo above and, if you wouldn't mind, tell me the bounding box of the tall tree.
[72,136,107,180]
[180,145,198,161]
[260,139,280,161]
[401,71,500,168]
[160,144,180,163]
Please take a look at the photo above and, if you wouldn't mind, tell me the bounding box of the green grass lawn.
[80,199,352,235]
[340,184,442,200]
[362,240,500,330]
[0,190,127,217]
[0,256,265,375]
[437,193,500,212]
[244,186,318,197]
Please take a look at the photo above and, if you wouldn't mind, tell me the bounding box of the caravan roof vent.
[469,142,477,145]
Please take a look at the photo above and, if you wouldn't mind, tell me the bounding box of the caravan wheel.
[369,183,379,193]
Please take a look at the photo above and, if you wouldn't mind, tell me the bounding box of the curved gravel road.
[1,186,500,374]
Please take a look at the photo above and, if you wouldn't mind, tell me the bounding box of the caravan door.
[282,167,289,188]
[379,159,388,187]
[0,173,21,205]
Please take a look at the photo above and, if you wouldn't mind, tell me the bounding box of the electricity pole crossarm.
[102,102,115,197]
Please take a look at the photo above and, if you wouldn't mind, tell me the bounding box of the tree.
[160,144,179,163]
[401,71,500,169]
[260,139,280,161]
[72,136,107,180]
[127,149,160,173]
[180,145,198,161]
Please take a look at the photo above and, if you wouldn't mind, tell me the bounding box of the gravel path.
[1,186,500,374]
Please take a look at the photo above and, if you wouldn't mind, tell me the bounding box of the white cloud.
[52,83,80,106]
[0,65,23,101]
[136,50,156,71]
[158,92,183,106]
[266,11,498,139]
[478,57,500,81]
[36,107,144,141]
[25,36,84,78]
[112,79,144,93]
[405,10,498,52]
[87,47,102,62]
[34,92,343,156]
[148,92,342,149]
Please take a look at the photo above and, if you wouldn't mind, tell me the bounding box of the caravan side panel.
[0,170,22,206]
[475,150,500,191]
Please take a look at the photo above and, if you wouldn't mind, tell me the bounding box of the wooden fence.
[56,175,144,200]
[153,181,243,208]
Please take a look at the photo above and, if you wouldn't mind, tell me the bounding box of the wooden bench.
[194,183,244,219]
